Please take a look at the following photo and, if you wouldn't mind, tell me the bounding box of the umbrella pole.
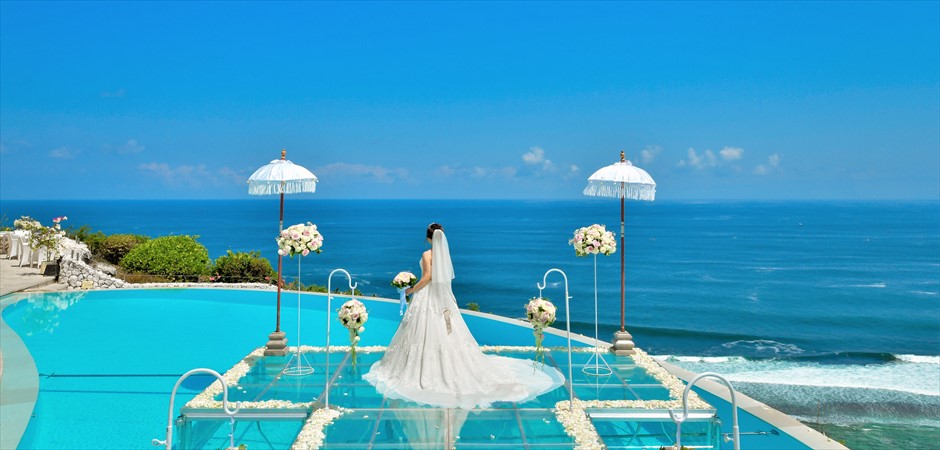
[620,195,625,332]
[611,189,635,355]
[265,191,289,356]
[277,192,284,332]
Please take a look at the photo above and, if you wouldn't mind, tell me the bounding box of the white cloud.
[139,162,243,187]
[522,146,556,173]
[50,147,78,159]
[755,154,781,175]
[119,139,145,154]
[563,164,581,180]
[470,166,517,179]
[316,162,408,184]
[678,147,718,170]
[641,145,662,164]
[719,146,744,161]
[436,165,456,177]
[523,147,546,164]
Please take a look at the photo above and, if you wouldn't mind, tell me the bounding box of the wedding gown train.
[363,230,564,409]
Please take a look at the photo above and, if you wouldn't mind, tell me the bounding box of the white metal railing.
[668,372,740,450]
[152,368,241,450]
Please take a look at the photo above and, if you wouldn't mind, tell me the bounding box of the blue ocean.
[2,199,938,448]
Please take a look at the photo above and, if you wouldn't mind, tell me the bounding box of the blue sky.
[1,1,937,200]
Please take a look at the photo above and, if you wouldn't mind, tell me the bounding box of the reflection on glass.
[20,290,87,336]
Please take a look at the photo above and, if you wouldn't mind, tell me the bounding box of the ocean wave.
[908,290,938,296]
[828,282,887,289]
[666,356,940,397]
[895,354,940,365]
[652,355,747,364]
[720,339,806,357]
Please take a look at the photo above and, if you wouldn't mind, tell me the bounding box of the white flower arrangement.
[631,347,710,410]
[337,299,368,364]
[186,347,266,409]
[553,400,603,450]
[569,224,617,256]
[277,222,324,257]
[290,406,349,450]
[293,345,387,353]
[525,297,557,365]
[14,216,41,231]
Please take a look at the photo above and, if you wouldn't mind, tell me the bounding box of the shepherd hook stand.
[325,268,357,409]
[668,372,740,450]
[583,253,613,376]
[284,257,314,376]
[152,368,241,450]
[538,268,575,400]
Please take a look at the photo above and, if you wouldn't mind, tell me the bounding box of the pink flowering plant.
[337,299,368,365]
[526,296,557,366]
[569,224,617,256]
[276,222,323,257]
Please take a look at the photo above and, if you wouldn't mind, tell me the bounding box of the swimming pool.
[1,288,827,449]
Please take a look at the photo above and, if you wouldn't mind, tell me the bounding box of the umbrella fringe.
[248,179,318,196]
[582,181,656,201]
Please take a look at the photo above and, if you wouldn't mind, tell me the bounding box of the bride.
[363,223,564,409]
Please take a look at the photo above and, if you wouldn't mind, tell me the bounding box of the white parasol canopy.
[582,151,655,356]
[247,155,318,195]
[583,157,656,200]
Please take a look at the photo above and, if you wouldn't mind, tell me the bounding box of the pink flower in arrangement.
[301,248,310,256]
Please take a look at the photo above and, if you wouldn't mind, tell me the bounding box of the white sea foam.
[720,339,805,356]
[909,290,938,296]
[667,356,940,397]
[654,355,745,364]
[896,354,940,365]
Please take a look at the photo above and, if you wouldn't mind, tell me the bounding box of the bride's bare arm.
[406,250,432,295]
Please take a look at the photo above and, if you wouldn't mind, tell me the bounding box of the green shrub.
[211,250,276,283]
[67,225,107,255]
[98,234,149,264]
[283,280,362,295]
[120,235,210,281]
[467,302,480,312]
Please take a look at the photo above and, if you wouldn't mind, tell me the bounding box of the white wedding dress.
[363,230,564,409]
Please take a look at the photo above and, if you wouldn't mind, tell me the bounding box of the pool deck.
[0,257,62,450]
[0,257,61,297]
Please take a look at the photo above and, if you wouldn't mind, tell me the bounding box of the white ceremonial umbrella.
[248,149,318,354]
[583,151,655,355]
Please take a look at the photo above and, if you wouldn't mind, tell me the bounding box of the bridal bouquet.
[526,297,557,366]
[337,299,368,365]
[391,271,417,316]
[569,224,617,257]
[276,222,324,257]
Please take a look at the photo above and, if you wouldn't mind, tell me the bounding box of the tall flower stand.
[283,257,314,376]
[583,253,613,377]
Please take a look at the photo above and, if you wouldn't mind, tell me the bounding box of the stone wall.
[59,258,278,291]
[60,259,128,290]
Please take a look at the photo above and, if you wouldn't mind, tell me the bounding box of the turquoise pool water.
[2,288,809,449]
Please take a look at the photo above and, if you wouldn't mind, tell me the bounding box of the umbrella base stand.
[264,331,289,356]
[610,330,636,356]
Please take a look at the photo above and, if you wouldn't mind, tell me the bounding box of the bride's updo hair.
[426,223,444,239]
